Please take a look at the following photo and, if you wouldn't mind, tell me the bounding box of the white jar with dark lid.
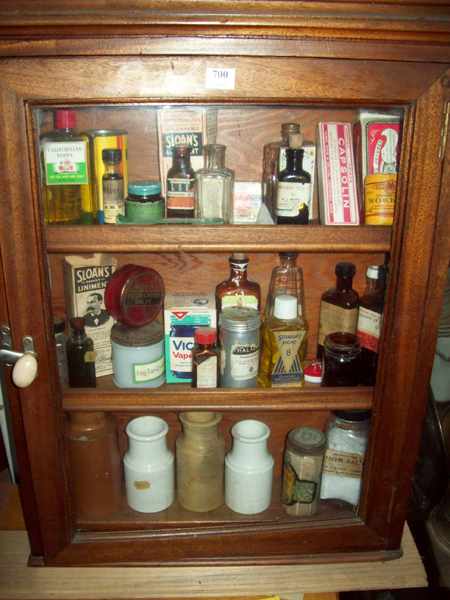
[111,321,164,388]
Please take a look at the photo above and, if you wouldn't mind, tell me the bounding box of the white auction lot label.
[205,67,236,90]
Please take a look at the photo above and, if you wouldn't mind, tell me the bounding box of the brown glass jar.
[322,332,361,387]
[66,412,123,519]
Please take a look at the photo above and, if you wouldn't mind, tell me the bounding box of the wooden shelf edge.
[62,385,373,412]
[46,224,391,254]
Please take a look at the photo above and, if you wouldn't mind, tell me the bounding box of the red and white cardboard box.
[317,122,360,225]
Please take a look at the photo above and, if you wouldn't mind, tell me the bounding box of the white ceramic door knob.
[12,353,38,388]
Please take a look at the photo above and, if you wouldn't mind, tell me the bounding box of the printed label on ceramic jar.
[230,343,259,381]
[133,356,164,383]
[323,449,363,479]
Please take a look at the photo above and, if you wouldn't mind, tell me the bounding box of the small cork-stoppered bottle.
[166,145,196,219]
[192,327,219,389]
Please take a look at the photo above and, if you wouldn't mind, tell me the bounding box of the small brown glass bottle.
[192,327,219,388]
[215,253,261,313]
[166,145,195,219]
[66,317,96,387]
[102,148,124,224]
[317,262,359,359]
[357,265,387,385]
[322,332,361,386]
[276,141,311,225]
[66,411,122,519]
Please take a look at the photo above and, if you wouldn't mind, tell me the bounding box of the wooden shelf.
[46,224,391,254]
[63,378,373,412]
[75,493,357,533]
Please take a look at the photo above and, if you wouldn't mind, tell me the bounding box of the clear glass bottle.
[166,145,195,219]
[176,412,225,512]
[40,109,88,224]
[192,327,219,389]
[195,144,234,222]
[258,294,307,388]
[53,317,69,386]
[317,262,359,359]
[262,122,300,216]
[276,144,311,225]
[66,317,96,387]
[265,252,305,320]
[102,148,124,224]
[320,410,371,507]
[215,253,261,313]
[356,264,387,385]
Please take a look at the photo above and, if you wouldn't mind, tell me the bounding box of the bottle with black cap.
[317,262,359,359]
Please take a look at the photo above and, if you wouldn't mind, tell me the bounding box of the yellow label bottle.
[258,294,307,388]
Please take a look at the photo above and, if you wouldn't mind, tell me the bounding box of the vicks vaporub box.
[164,293,216,383]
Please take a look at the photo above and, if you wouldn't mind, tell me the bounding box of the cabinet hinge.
[438,101,450,161]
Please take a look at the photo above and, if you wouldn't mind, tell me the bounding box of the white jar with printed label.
[225,419,274,514]
[124,416,174,513]
[111,321,164,388]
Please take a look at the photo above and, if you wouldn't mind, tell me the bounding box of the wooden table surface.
[0,479,427,600]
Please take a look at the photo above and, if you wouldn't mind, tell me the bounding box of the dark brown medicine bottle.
[356,264,387,385]
[66,412,123,519]
[317,262,359,359]
[192,327,219,388]
[166,145,196,219]
[276,146,311,225]
[66,317,96,387]
[215,253,261,313]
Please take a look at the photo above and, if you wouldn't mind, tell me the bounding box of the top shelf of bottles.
[46,224,391,253]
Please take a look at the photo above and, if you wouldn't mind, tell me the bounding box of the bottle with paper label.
[215,253,261,313]
[356,264,387,385]
[276,134,311,225]
[258,294,307,388]
[317,262,359,359]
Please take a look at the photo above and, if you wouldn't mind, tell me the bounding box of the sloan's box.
[164,293,216,384]
[64,253,117,376]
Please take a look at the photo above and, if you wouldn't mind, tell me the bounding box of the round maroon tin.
[105,264,164,327]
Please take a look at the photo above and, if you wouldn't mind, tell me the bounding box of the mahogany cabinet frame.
[0,2,449,566]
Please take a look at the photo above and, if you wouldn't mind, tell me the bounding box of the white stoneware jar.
[124,415,174,513]
[225,419,274,514]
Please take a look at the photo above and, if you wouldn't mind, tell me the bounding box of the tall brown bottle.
[317,262,359,359]
[66,412,123,519]
[215,253,261,313]
[356,264,387,385]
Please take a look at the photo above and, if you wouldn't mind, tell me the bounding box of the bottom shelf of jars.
[75,481,358,532]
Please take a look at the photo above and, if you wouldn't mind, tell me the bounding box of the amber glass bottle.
[215,253,261,313]
[66,412,122,519]
[166,145,195,219]
[356,265,387,385]
[66,317,96,387]
[192,327,219,388]
[317,262,359,359]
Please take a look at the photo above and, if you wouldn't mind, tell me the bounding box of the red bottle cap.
[105,264,164,327]
[304,360,323,384]
[195,327,217,345]
[55,109,76,130]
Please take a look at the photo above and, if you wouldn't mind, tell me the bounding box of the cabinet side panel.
[361,72,450,546]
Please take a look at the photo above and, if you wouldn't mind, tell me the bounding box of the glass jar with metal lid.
[126,180,164,223]
[111,321,164,388]
[219,306,260,388]
[322,332,361,386]
[282,426,326,516]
